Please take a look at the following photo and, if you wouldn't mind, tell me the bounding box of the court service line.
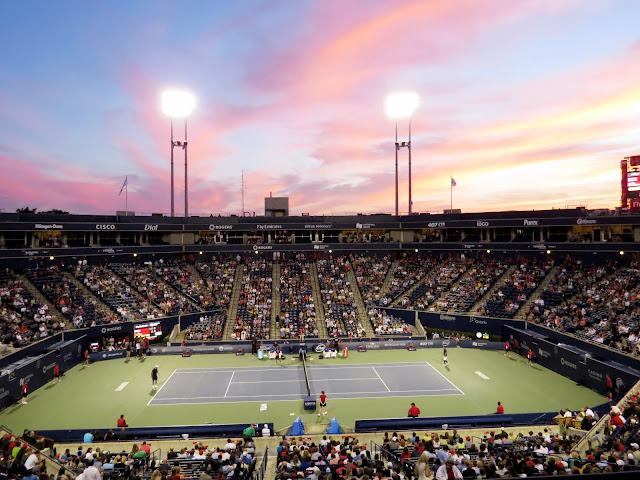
[424,361,465,395]
[173,362,431,374]
[475,371,490,380]
[147,369,178,406]
[115,382,129,391]
[230,377,381,384]
[224,371,235,397]
[371,367,391,392]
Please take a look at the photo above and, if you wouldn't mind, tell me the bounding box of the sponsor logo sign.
[355,223,375,229]
[101,325,123,334]
[560,357,578,369]
[537,348,551,358]
[577,218,597,225]
[523,219,538,226]
[209,225,233,230]
[35,223,63,230]
[314,344,326,353]
[144,224,158,231]
[256,224,282,230]
[469,317,487,325]
[305,224,333,229]
[313,245,329,250]
[427,222,445,228]
[588,369,603,381]
[439,314,456,322]
[252,245,273,251]
[96,224,116,230]
[476,221,489,227]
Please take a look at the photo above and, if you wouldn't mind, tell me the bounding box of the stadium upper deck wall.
[0,208,638,230]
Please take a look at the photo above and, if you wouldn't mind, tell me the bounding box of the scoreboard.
[133,321,163,341]
[621,155,640,209]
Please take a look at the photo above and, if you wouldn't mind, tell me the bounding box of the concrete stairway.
[515,265,559,319]
[18,274,63,325]
[65,269,115,320]
[222,264,245,340]
[345,265,375,336]
[309,262,328,338]
[470,265,516,314]
[379,260,399,298]
[270,263,281,339]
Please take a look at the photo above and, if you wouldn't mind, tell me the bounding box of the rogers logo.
[209,225,233,230]
[96,224,116,230]
[560,358,577,369]
[252,245,273,250]
[476,221,489,227]
[577,218,597,225]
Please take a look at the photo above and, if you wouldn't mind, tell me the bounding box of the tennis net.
[301,354,312,396]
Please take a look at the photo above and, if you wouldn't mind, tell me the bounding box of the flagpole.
[125,177,128,214]
[450,175,453,211]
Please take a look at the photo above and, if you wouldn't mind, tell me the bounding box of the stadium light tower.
[385,92,419,215]
[161,89,196,217]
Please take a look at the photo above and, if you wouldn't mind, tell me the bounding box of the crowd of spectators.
[525,258,640,355]
[397,254,472,310]
[381,255,437,306]
[380,423,640,478]
[436,258,508,314]
[351,254,392,307]
[75,264,163,322]
[154,261,216,310]
[316,258,366,338]
[110,262,199,316]
[233,258,272,340]
[278,257,318,339]
[369,309,412,335]
[343,232,390,243]
[195,256,237,310]
[26,266,115,328]
[0,269,64,348]
[477,258,552,319]
[183,313,226,341]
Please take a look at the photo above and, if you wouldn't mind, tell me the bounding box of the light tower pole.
[162,90,196,217]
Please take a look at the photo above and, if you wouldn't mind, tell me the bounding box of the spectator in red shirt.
[53,364,60,383]
[21,382,28,404]
[496,402,504,414]
[408,403,421,417]
[117,415,128,428]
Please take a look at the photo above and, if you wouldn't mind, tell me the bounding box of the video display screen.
[134,321,162,341]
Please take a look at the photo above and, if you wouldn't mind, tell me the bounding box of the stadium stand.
[232,257,272,340]
[278,257,318,339]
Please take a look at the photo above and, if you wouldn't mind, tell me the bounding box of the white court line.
[475,371,490,380]
[424,361,465,395]
[152,388,461,401]
[224,371,235,397]
[149,389,464,405]
[115,382,129,391]
[174,362,432,374]
[147,369,178,406]
[231,377,381,384]
[371,367,391,392]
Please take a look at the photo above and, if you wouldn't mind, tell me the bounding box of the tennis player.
[275,346,282,364]
[443,347,448,366]
[318,391,327,416]
[151,365,159,390]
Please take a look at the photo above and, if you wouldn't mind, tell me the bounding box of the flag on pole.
[451,178,457,187]
[119,176,128,196]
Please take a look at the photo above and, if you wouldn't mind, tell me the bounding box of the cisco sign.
[96,224,116,230]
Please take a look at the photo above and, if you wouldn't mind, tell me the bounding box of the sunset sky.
[1,0,640,217]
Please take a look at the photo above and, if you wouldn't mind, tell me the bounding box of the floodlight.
[161,90,196,118]
[385,92,419,119]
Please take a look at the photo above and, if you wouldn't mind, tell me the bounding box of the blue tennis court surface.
[148,362,463,406]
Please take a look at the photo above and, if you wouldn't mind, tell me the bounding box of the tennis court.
[148,361,463,405]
